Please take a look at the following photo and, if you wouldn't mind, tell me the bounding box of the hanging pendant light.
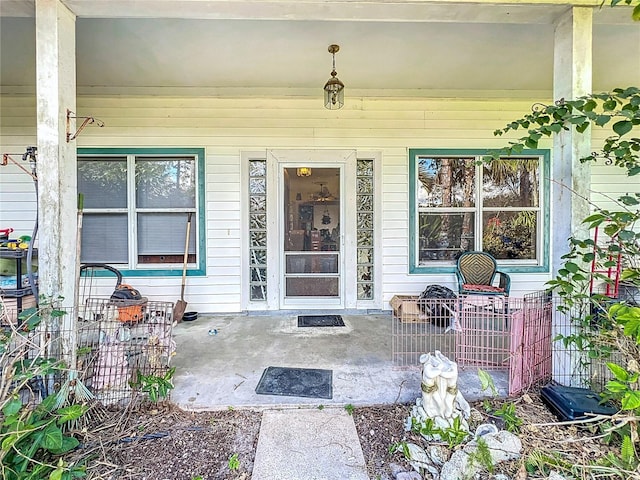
[323,44,344,110]
[296,167,312,177]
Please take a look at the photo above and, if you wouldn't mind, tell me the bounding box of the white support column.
[35,0,77,308]
[551,6,593,278]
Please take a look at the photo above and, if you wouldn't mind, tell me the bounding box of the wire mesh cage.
[1,296,175,409]
[392,289,632,396]
[392,291,555,396]
[549,295,626,392]
[75,297,175,405]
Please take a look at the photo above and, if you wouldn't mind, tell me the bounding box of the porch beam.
[2,1,631,25]
[35,0,77,308]
[551,6,592,278]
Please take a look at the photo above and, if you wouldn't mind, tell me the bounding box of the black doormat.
[255,366,333,399]
[298,314,345,327]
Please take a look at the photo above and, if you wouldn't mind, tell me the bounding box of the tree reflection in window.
[415,154,541,264]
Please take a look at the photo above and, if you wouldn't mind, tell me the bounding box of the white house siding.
[1,92,633,313]
[590,127,640,213]
[0,96,38,238]
[588,128,640,288]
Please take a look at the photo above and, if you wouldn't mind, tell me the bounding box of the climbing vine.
[487,83,640,477]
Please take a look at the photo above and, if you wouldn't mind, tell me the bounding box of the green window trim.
[77,147,206,277]
[408,148,550,275]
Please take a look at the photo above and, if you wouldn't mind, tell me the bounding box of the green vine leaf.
[613,120,634,136]
[49,435,80,455]
[607,362,629,382]
[42,423,64,451]
[619,195,640,205]
[56,404,87,424]
[49,468,63,480]
[3,398,22,416]
[622,390,640,410]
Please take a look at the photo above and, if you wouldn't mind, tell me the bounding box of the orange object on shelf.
[115,299,147,323]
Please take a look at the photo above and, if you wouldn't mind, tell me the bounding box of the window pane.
[417,157,476,208]
[249,160,266,177]
[80,213,128,263]
[418,213,474,263]
[136,157,196,208]
[357,159,373,176]
[483,158,540,207]
[357,230,373,247]
[482,211,537,260]
[357,283,373,300]
[78,157,127,208]
[251,285,267,301]
[285,277,339,297]
[285,254,338,274]
[357,177,373,194]
[357,248,373,264]
[250,196,266,212]
[250,178,266,194]
[138,212,196,258]
[357,194,373,211]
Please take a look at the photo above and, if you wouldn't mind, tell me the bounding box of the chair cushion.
[462,283,504,293]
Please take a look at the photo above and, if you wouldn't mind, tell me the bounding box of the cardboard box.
[390,295,427,322]
[1,295,37,325]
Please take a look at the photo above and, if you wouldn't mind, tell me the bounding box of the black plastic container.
[540,384,617,421]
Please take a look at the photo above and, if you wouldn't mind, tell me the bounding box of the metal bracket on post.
[66,109,105,142]
[1,148,38,180]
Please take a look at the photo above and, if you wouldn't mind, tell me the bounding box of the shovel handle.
[180,212,193,299]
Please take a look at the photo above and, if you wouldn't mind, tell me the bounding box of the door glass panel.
[284,167,340,299]
[286,277,339,297]
[286,254,338,274]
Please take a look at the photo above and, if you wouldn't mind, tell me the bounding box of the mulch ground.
[69,389,634,480]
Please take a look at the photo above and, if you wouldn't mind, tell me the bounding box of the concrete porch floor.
[170,313,507,411]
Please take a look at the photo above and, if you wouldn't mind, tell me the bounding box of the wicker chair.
[455,251,510,296]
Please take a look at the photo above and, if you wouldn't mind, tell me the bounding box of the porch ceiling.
[0,1,638,95]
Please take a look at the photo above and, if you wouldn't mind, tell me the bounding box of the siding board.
[0,93,628,313]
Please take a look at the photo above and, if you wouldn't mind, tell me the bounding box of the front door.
[282,166,342,308]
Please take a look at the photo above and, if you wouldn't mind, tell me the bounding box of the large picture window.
[77,148,205,276]
[409,149,549,274]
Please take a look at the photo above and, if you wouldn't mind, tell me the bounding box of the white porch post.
[551,6,593,278]
[35,0,77,308]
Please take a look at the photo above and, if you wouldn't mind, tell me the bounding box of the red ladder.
[589,226,622,297]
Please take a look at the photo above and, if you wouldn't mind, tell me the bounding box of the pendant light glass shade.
[324,44,344,110]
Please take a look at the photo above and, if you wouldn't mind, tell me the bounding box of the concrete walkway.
[252,408,368,480]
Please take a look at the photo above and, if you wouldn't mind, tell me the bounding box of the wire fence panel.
[392,290,629,395]
[391,295,458,366]
[456,296,511,370]
[509,291,553,396]
[548,298,625,391]
[392,292,558,395]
